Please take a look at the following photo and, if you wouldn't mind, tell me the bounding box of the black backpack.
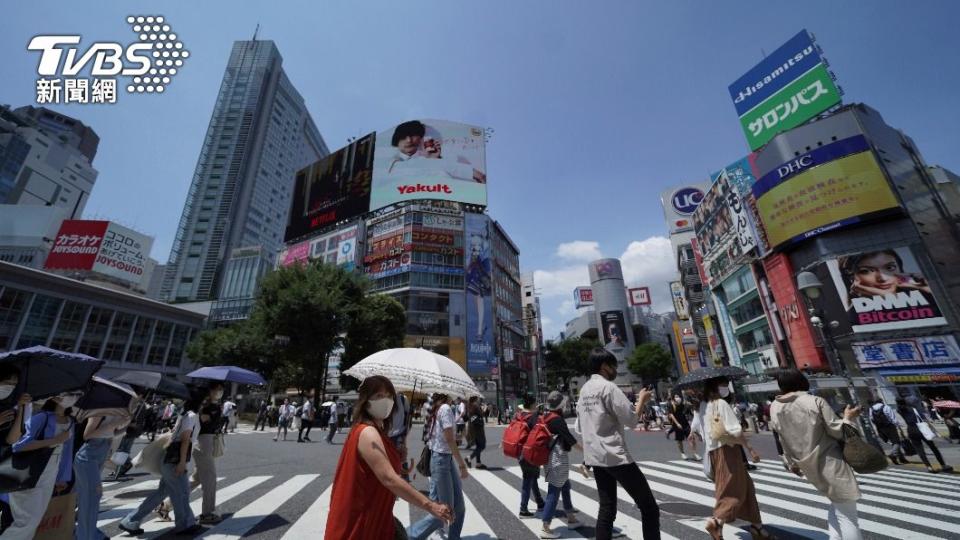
[871,406,893,429]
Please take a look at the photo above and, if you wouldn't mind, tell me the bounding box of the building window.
[78,307,113,357]
[126,317,154,364]
[166,326,191,368]
[730,296,765,327]
[15,295,62,349]
[49,301,88,352]
[147,321,172,365]
[103,312,135,362]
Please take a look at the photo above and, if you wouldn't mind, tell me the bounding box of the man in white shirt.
[455,398,467,447]
[576,348,659,540]
[870,398,907,464]
[221,399,237,433]
[274,399,295,442]
[297,399,315,443]
[325,396,339,444]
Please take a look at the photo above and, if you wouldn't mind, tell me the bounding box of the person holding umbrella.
[0,365,30,532]
[192,382,226,524]
[4,391,81,540]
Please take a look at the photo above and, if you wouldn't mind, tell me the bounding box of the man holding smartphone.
[576,348,661,540]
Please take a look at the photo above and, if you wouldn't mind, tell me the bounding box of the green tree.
[544,337,598,392]
[250,261,369,401]
[627,342,674,388]
[186,320,272,376]
[338,293,407,391]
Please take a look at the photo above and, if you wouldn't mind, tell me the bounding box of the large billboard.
[600,311,628,350]
[279,225,360,271]
[574,287,594,309]
[670,281,689,320]
[728,30,841,150]
[660,183,709,234]
[752,135,901,249]
[371,119,487,210]
[45,220,153,285]
[465,213,495,374]
[827,246,947,333]
[285,134,375,242]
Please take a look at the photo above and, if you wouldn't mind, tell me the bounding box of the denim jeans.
[408,453,465,540]
[519,461,544,511]
[121,461,196,532]
[541,480,574,524]
[74,437,111,540]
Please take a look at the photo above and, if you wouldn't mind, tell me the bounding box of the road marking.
[281,484,331,539]
[199,474,319,539]
[100,478,160,506]
[471,467,587,538]
[650,460,960,532]
[677,517,753,540]
[97,476,225,527]
[638,461,945,540]
[460,484,497,539]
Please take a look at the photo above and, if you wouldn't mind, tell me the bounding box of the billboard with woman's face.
[826,246,947,333]
[370,119,487,211]
[600,311,628,350]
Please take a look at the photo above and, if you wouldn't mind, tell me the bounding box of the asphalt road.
[94,420,960,539]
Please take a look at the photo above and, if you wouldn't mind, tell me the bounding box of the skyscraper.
[162,40,327,302]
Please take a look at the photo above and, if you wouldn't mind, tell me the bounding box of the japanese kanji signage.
[853,335,960,369]
[728,30,841,150]
[45,220,152,285]
[827,246,947,333]
[753,135,901,249]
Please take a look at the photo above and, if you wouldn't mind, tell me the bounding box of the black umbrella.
[112,370,190,399]
[76,376,138,410]
[673,366,750,390]
[0,346,104,400]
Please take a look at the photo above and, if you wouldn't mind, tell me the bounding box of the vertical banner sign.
[600,311,628,350]
[728,30,841,150]
[465,213,494,374]
[670,281,689,320]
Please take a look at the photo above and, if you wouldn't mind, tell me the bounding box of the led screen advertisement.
[826,246,947,333]
[285,133,375,242]
[465,213,495,374]
[371,119,487,210]
[600,310,628,350]
[752,135,901,249]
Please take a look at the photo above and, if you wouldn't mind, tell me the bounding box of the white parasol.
[343,348,481,399]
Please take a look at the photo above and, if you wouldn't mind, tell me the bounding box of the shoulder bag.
[913,408,937,441]
[163,415,193,465]
[416,415,436,478]
[709,400,731,445]
[212,432,226,458]
[0,412,55,493]
[838,423,888,474]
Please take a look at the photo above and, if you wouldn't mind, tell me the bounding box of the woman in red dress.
[325,375,452,539]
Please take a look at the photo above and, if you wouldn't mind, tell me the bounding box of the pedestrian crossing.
[95,458,960,539]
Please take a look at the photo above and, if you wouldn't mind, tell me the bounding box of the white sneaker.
[566,518,583,529]
[680,453,689,460]
[540,529,560,539]
[694,453,702,460]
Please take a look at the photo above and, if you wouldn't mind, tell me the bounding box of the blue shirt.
[11,410,75,484]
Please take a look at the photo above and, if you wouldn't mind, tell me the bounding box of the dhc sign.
[671,187,705,215]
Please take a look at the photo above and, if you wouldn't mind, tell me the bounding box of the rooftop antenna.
[252,23,260,42]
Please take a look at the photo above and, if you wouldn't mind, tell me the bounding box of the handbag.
[0,412,55,493]
[212,433,225,458]
[709,400,731,445]
[133,432,171,476]
[914,409,937,441]
[416,446,432,477]
[839,423,888,474]
[163,415,192,465]
[110,451,130,468]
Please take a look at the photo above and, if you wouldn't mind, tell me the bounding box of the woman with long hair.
[4,391,80,539]
[325,376,451,539]
[698,378,772,540]
[74,409,130,539]
[408,392,468,540]
[192,381,225,524]
[770,369,862,540]
[464,396,487,470]
[118,395,202,536]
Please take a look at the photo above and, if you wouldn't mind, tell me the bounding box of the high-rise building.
[0,105,99,218]
[162,40,327,303]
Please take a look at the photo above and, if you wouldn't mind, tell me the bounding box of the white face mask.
[718,386,731,398]
[0,384,15,400]
[367,397,394,420]
[211,390,224,401]
[58,395,79,408]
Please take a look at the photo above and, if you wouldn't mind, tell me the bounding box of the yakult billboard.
[45,220,153,285]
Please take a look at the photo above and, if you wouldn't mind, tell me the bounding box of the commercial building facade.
[162,39,327,303]
[0,261,205,379]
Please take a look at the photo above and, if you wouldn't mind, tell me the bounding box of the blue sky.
[3,1,959,338]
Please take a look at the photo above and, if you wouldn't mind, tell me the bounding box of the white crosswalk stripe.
[93,457,960,539]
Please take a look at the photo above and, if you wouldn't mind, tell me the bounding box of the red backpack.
[521,412,560,466]
[502,412,534,459]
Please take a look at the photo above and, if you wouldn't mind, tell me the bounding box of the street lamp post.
[797,271,881,445]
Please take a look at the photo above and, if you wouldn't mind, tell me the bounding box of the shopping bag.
[212,433,225,458]
[133,432,171,476]
[110,451,130,468]
[33,492,76,540]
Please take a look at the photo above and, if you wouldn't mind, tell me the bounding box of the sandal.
[706,517,723,540]
[749,523,776,540]
[155,502,172,521]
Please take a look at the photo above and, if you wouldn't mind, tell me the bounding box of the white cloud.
[619,236,677,314]
[533,266,590,298]
[556,240,603,262]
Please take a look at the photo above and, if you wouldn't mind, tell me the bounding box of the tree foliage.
[338,293,407,391]
[627,342,674,385]
[185,320,271,376]
[544,337,598,391]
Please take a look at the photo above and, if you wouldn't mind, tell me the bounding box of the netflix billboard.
[45,220,153,285]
